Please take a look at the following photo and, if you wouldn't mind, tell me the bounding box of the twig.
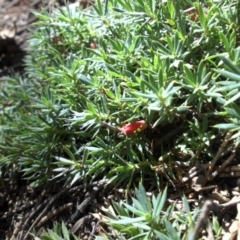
[101,121,120,132]
[23,184,70,240]
[3,0,20,10]
[69,179,109,193]
[169,188,193,200]
[205,219,215,240]
[71,217,86,234]
[19,191,48,239]
[219,197,240,208]
[36,203,73,228]
[70,186,102,223]
[182,167,203,183]
[212,191,230,203]
[70,195,93,223]
[9,212,31,240]
[221,164,240,172]
[1,198,38,219]
[9,189,46,239]
[193,185,216,192]
[88,221,100,240]
[208,152,236,181]
[188,200,212,240]
[219,172,240,178]
[207,132,232,176]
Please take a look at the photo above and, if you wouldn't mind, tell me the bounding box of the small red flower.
[119,120,147,136]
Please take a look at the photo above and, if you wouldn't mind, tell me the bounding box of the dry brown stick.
[69,179,108,193]
[101,121,121,132]
[212,191,230,203]
[23,185,70,240]
[208,152,236,181]
[9,189,46,239]
[1,198,38,219]
[9,211,31,240]
[188,200,212,240]
[70,184,105,224]
[207,131,232,176]
[36,203,73,228]
[169,188,193,200]
[70,195,93,223]
[88,220,100,240]
[182,167,203,183]
[29,0,43,8]
[71,216,86,234]
[220,197,240,208]
[221,164,240,172]
[2,0,20,11]
[219,172,240,178]
[205,219,215,240]
[18,190,48,238]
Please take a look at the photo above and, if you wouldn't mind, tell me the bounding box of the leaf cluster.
[1,0,240,189]
[96,184,222,240]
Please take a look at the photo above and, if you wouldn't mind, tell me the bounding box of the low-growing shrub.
[0,0,239,237]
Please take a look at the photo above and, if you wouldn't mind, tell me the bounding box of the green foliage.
[212,215,222,238]
[1,0,240,189]
[0,0,237,239]
[96,184,200,240]
[36,222,78,240]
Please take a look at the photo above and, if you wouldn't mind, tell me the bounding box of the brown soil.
[0,0,79,78]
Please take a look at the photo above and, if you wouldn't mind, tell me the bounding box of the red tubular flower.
[119,120,147,136]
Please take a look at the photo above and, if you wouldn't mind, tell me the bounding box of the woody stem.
[101,122,121,132]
